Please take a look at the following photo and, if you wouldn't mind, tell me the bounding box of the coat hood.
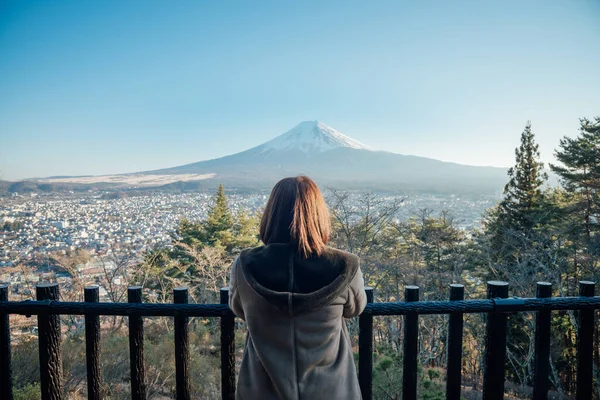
[238,243,359,316]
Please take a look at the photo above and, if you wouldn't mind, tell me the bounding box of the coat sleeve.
[228,256,245,320]
[343,265,367,318]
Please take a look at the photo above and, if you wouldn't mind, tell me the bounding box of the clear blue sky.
[1,0,599,180]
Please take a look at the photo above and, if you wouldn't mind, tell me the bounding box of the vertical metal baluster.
[128,286,146,400]
[0,284,13,400]
[576,281,595,400]
[358,287,374,400]
[174,287,191,400]
[37,283,63,400]
[221,287,235,400]
[84,286,101,400]
[446,284,464,400]
[482,281,509,400]
[403,286,419,400]
[533,282,552,400]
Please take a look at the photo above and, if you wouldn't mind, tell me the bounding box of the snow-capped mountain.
[142,121,509,194]
[257,121,371,154]
[36,121,509,194]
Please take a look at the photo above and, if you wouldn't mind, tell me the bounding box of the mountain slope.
[147,121,508,194]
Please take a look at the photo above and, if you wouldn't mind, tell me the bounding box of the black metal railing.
[0,281,598,400]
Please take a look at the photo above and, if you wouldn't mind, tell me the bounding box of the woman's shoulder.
[322,246,359,265]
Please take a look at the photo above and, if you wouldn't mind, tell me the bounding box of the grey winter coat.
[229,243,367,400]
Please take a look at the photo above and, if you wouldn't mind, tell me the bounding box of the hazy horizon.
[5,119,514,181]
[1,0,599,181]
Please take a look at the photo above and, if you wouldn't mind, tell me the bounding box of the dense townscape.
[0,190,497,268]
[0,189,497,302]
[0,191,266,263]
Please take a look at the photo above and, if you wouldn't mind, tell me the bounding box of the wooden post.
[174,287,191,400]
[84,286,101,400]
[220,287,235,400]
[403,286,419,400]
[576,281,595,400]
[358,287,374,400]
[482,281,509,400]
[128,286,146,400]
[37,283,63,400]
[446,284,464,400]
[533,282,552,400]
[0,284,13,400]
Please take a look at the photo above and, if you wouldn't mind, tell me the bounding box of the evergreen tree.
[175,218,205,248]
[550,117,600,277]
[482,123,553,388]
[231,209,260,251]
[483,122,550,275]
[551,117,600,241]
[499,121,548,232]
[172,184,252,257]
[203,184,234,248]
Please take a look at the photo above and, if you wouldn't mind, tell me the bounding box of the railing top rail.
[367,296,600,315]
[0,301,232,317]
[2,295,600,317]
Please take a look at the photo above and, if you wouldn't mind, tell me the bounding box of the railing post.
[533,282,552,400]
[359,287,374,400]
[576,281,595,400]
[446,284,464,400]
[128,286,146,400]
[174,287,191,400]
[403,286,419,400]
[220,287,235,400]
[482,281,509,400]
[0,284,13,400]
[37,283,63,400]
[84,286,101,400]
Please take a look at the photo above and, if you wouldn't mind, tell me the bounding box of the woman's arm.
[228,256,245,320]
[343,265,367,318]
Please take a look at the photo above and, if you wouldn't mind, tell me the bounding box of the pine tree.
[482,122,550,275]
[550,117,600,277]
[202,184,234,249]
[550,117,600,241]
[483,123,551,385]
[499,121,548,232]
[171,184,235,256]
[205,185,234,235]
[232,209,261,251]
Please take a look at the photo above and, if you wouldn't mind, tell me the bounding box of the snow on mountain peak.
[260,121,372,154]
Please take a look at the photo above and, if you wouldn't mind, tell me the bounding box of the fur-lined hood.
[238,243,360,316]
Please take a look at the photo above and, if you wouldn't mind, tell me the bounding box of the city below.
[0,189,497,293]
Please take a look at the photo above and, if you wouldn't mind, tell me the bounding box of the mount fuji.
[143,121,508,194]
[33,121,508,195]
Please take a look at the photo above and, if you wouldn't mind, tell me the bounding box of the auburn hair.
[259,176,331,258]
